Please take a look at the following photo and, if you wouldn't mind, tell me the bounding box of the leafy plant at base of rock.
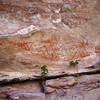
[41,65,48,76]
[69,60,80,81]
[69,60,79,67]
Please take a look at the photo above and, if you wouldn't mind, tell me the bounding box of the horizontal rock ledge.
[0,69,100,85]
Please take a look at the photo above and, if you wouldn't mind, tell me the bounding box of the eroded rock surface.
[46,74,100,100]
[0,0,100,100]
[0,87,45,100]
[0,74,100,100]
[46,77,77,90]
[0,0,99,72]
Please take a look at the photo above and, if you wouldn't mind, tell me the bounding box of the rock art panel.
[0,1,99,100]
[0,0,99,71]
[0,30,95,71]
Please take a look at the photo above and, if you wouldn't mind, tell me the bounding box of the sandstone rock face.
[0,0,99,36]
[46,77,77,89]
[0,0,99,71]
[0,74,100,100]
[0,87,45,100]
[0,1,100,100]
[46,74,100,100]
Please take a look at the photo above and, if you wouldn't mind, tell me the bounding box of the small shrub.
[69,60,79,67]
[41,65,48,76]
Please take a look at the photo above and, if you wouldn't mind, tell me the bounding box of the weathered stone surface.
[0,0,99,72]
[46,87,55,94]
[0,0,96,34]
[0,87,45,100]
[0,74,100,100]
[0,1,99,100]
[46,74,100,100]
[46,77,77,89]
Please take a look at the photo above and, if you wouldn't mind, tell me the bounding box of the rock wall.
[0,74,100,100]
[46,74,100,100]
[0,0,100,100]
[0,0,100,71]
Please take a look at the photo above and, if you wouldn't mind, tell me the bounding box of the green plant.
[69,60,79,66]
[41,65,48,76]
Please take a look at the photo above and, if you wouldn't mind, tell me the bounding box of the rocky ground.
[0,0,100,100]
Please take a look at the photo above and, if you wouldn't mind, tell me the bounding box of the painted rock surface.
[0,0,100,72]
[0,1,100,100]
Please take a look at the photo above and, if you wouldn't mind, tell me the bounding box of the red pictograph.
[0,36,90,61]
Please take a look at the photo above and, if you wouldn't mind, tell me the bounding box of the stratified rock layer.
[0,0,100,100]
[46,74,100,100]
[0,0,100,72]
[0,87,45,100]
[0,74,100,100]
